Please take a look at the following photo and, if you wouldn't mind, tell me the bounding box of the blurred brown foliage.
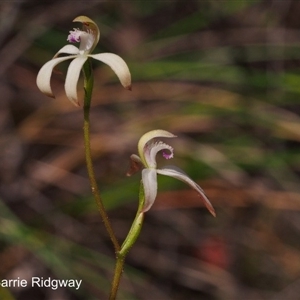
[1,0,300,299]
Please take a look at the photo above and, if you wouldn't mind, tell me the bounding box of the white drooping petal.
[90,53,132,90]
[36,56,75,98]
[157,166,216,217]
[64,56,88,106]
[137,130,176,167]
[55,45,80,57]
[141,168,158,212]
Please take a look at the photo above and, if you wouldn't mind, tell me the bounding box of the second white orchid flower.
[36,16,131,106]
[127,130,216,216]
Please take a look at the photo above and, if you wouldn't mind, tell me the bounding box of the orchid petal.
[90,53,131,90]
[64,56,88,106]
[36,56,75,98]
[157,166,216,217]
[54,45,80,57]
[141,168,158,212]
[127,154,143,176]
[137,130,176,166]
[147,141,173,169]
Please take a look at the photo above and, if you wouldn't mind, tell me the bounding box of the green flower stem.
[119,182,145,256]
[109,181,145,300]
[82,59,120,252]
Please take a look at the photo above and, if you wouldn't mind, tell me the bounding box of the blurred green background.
[1,0,300,299]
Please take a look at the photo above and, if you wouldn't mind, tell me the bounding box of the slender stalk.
[109,182,145,299]
[109,253,125,300]
[82,59,142,299]
[82,59,120,252]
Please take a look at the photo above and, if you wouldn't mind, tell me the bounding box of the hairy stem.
[109,253,125,300]
[82,59,120,252]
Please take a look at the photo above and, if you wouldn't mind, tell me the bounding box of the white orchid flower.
[127,130,216,216]
[36,16,131,106]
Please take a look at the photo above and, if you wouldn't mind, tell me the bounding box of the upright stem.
[109,253,125,300]
[109,181,145,299]
[82,59,142,299]
[82,59,120,252]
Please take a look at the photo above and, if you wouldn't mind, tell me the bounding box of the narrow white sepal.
[141,168,158,212]
[36,56,74,98]
[157,166,216,217]
[64,56,88,106]
[90,53,131,89]
[54,45,80,57]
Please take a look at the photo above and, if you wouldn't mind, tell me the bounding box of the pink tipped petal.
[55,45,80,57]
[141,169,158,212]
[90,53,131,89]
[36,56,74,98]
[163,151,173,159]
[64,56,88,106]
[157,166,216,217]
[138,130,176,166]
[147,141,174,168]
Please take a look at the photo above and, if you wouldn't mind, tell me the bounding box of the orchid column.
[36,16,132,252]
